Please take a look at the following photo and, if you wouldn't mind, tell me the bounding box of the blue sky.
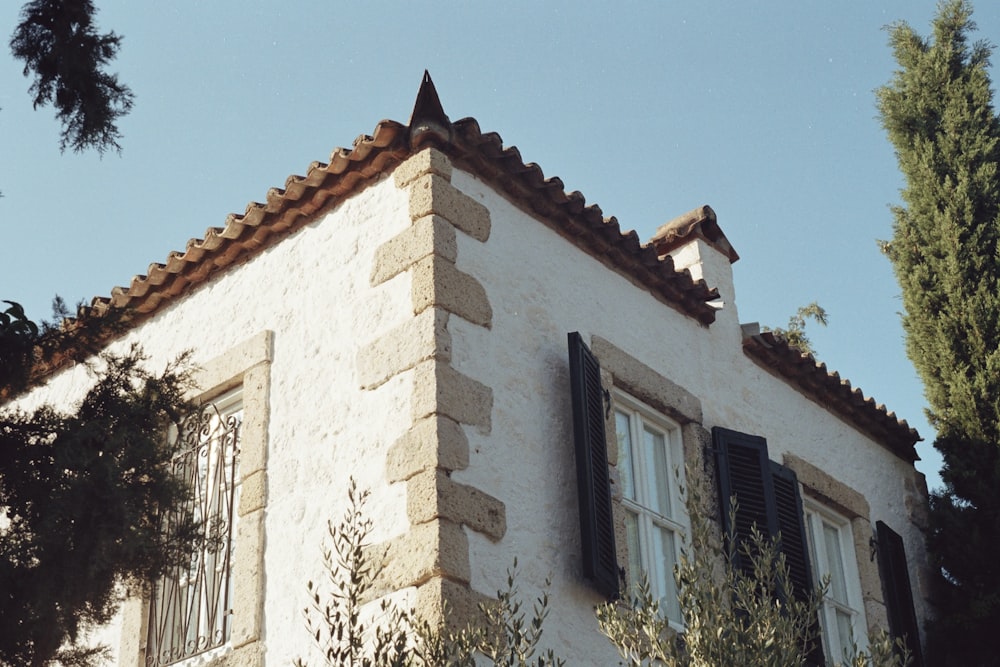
[3,2,999,490]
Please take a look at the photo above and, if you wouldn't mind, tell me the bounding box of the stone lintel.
[783,453,870,519]
[591,335,703,425]
[192,330,274,399]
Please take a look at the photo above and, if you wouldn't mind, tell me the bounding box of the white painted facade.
[7,105,930,665]
[446,167,930,663]
[13,175,421,665]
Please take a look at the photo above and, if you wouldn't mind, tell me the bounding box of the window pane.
[616,411,636,501]
[625,510,641,591]
[651,525,681,623]
[643,427,671,517]
[805,514,820,583]
[835,609,854,660]
[823,522,849,604]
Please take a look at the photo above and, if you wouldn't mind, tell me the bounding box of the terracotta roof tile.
[22,75,918,464]
[742,327,920,461]
[72,75,717,330]
[649,204,740,263]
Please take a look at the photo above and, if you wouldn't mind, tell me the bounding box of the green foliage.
[295,480,563,667]
[0,341,198,666]
[0,301,40,396]
[477,562,564,667]
[877,1,1000,662]
[295,480,417,667]
[1,298,128,400]
[763,302,828,356]
[10,0,134,153]
[596,474,907,667]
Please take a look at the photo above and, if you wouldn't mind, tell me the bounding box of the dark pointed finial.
[409,70,452,149]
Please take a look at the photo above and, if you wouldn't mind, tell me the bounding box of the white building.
[12,73,930,666]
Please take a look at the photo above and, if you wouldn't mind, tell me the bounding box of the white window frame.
[613,389,687,627]
[803,502,868,662]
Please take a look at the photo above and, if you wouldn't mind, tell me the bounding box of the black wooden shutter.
[714,427,823,665]
[877,521,924,667]
[713,427,776,576]
[772,461,823,666]
[568,332,619,598]
[771,462,814,603]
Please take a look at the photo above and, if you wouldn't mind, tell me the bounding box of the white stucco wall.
[445,167,929,663]
[8,175,417,666]
[6,157,928,665]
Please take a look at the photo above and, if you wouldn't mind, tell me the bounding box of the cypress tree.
[877,2,1000,663]
[10,0,134,154]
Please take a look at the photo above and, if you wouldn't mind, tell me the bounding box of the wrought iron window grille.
[145,394,242,666]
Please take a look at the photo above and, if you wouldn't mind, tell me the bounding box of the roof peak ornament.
[408,70,453,150]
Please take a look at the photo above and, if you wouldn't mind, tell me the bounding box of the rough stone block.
[358,307,452,390]
[217,642,265,667]
[230,510,264,648]
[238,469,267,516]
[410,255,492,328]
[411,360,492,430]
[370,214,458,286]
[394,147,453,189]
[591,335,702,424]
[414,576,492,632]
[408,173,491,242]
[407,469,506,541]
[377,519,471,591]
[784,453,870,519]
[386,415,470,482]
[850,517,884,606]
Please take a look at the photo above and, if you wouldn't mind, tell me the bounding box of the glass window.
[614,391,686,626]
[804,503,867,662]
[146,389,243,666]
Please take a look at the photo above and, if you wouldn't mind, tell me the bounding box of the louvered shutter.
[877,521,924,667]
[771,462,814,602]
[714,427,824,666]
[772,462,824,666]
[567,332,619,598]
[713,427,775,575]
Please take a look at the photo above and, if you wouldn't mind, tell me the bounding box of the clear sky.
[3,1,999,490]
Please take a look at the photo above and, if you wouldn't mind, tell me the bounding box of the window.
[146,388,243,666]
[615,391,686,624]
[804,504,867,662]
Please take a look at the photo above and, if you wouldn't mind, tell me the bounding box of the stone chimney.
[649,205,739,320]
